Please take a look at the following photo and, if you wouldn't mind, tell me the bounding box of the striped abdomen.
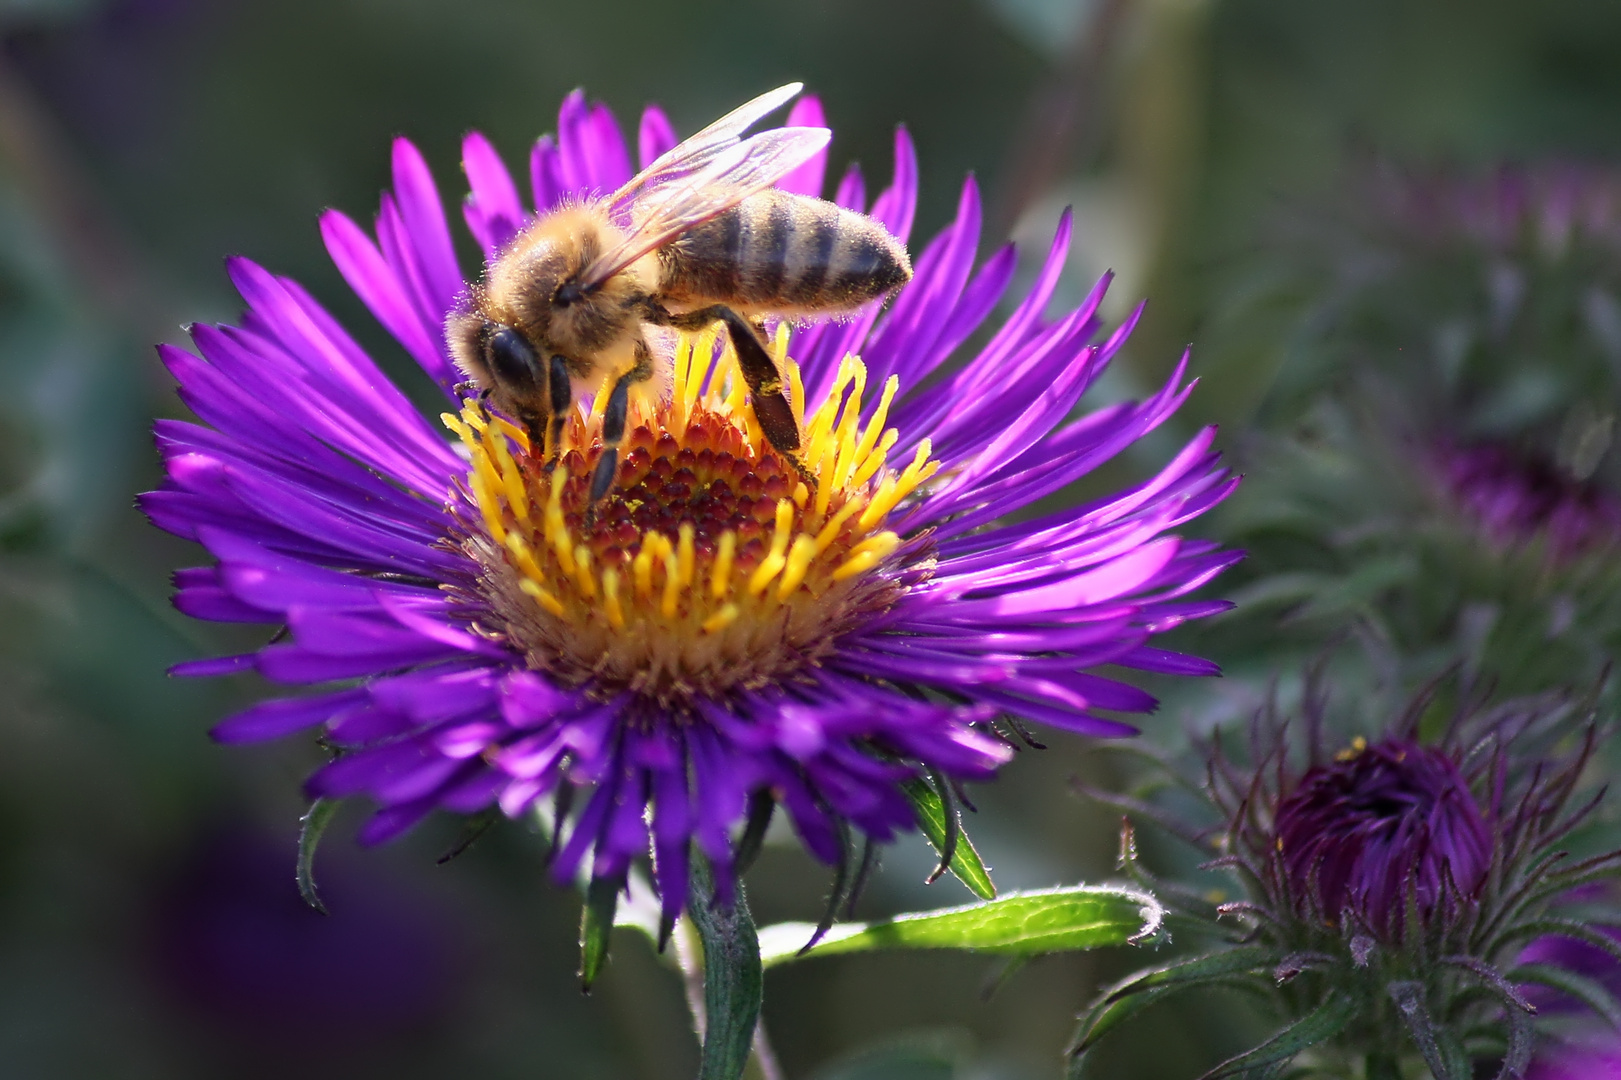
[657,189,911,317]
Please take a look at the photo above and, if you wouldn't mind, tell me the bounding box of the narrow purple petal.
[461,130,525,256]
[320,209,446,380]
[637,104,678,170]
[868,126,917,244]
[390,137,464,325]
[170,654,256,677]
[777,95,827,196]
[530,135,565,212]
[211,688,368,744]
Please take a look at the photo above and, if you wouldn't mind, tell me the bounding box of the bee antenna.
[555,280,585,307]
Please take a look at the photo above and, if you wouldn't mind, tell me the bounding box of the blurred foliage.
[0,0,1619,1076]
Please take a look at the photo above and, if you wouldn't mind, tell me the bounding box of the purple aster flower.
[143,88,1237,930]
[1072,668,1621,1080]
[1272,737,1493,941]
[1434,439,1621,561]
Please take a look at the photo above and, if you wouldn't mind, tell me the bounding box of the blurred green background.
[2,0,1620,1077]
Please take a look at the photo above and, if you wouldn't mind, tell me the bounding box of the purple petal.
[211,688,368,744]
[320,209,447,381]
[638,104,678,169]
[777,95,827,196]
[868,126,917,244]
[530,135,566,212]
[169,653,255,677]
[357,798,438,845]
[389,137,464,327]
[461,130,525,256]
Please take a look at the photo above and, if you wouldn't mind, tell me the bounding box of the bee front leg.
[587,337,656,506]
[545,354,572,463]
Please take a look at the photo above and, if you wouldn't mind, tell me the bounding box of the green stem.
[1366,1050,1403,1080]
[687,857,765,1080]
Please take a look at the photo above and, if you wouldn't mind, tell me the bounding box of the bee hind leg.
[657,304,814,490]
[587,338,656,507]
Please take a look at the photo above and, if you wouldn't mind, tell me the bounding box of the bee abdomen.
[660,190,911,315]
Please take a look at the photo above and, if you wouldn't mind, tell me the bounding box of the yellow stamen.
[787,356,806,432]
[777,534,818,599]
[701,604,739,633]
[833,532,901,580]
[711,531,736,599]
[505,533,546,583]
[469,472,506,547]
[747,499,795,596]
[572,544,596,599]
[633,536,657,598]
[492,415,530,452]
[518,578,566,617]
[669,334,692,435]
[488,424,529,524]
[602,568,626,629]
[813,499,865,555]
[852,429,899,488]
[660,535,682,620]
[677,523,696,589]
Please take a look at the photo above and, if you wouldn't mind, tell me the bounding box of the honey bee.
[447,83,912,503]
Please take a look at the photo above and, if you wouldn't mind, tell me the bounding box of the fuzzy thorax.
[445,327,938,703]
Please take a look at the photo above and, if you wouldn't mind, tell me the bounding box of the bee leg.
[650,303,815,488]
[587,338,656,507]
[545,354,572,463]
[714,308,815,488]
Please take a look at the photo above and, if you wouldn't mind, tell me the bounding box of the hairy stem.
[685,857,766,1080]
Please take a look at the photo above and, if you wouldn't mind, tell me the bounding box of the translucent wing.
[606,82,804,214]
[580,125,831,289]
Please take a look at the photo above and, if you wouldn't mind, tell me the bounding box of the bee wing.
[607,82,804,212]
[579,125,831,289]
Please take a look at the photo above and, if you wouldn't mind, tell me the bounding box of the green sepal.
[436,805,501,864]
[1067,977,1276,1079]
[1101,945,1276,1005]
[1066,948,1276,1077]
[1387,981,1470,1080]
[296,796,340,915]
[1509,962,1621,1030]
[1198,993,1358,1080]
[578,874,621,992]
[758,883,1162,968]
[901,777,996,900]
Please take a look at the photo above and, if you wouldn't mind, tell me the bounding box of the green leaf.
[296,796,340,915]
[578,874,621,992]
[1199,993,1358,1079]
[758,884,1163,968]
[901,777,996,900]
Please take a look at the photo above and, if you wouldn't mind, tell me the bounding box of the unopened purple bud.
[1273,739,1492,939]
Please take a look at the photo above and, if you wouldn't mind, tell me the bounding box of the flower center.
[446,328,939,703]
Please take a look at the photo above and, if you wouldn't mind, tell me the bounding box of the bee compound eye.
[486,326,542,390]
